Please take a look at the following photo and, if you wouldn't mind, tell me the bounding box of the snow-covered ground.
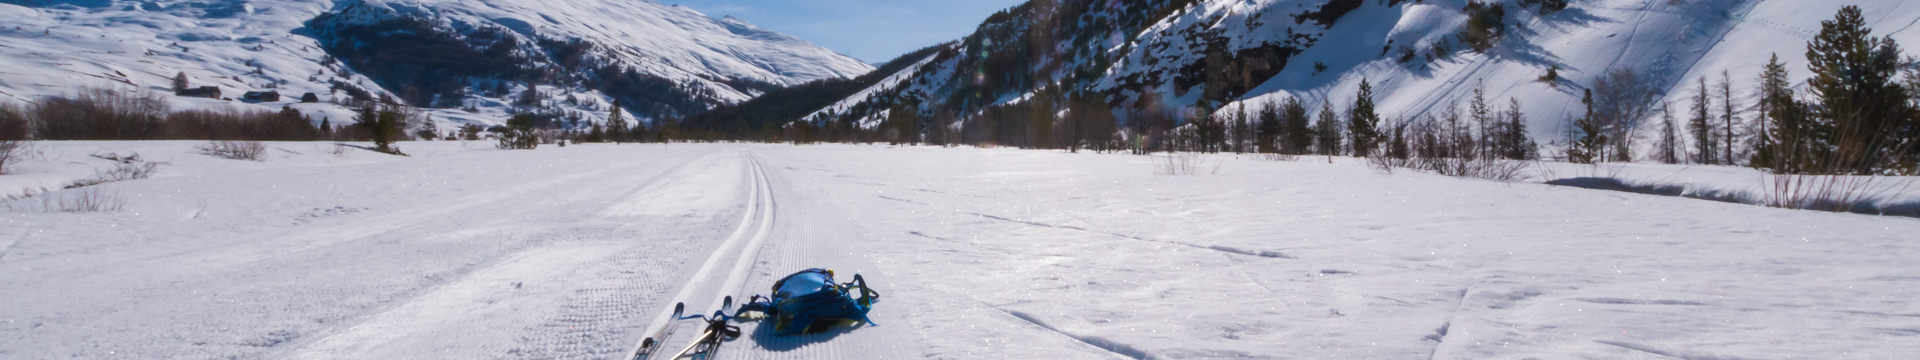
[4,142,1919,359]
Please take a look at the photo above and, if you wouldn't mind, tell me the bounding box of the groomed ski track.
[273,147,921,359]
[634,151,923,360]
[11,145,927,360]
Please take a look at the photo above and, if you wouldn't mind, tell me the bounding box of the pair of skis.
[629,296,739,360]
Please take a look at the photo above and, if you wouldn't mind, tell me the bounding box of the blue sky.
[663,0,1026,64]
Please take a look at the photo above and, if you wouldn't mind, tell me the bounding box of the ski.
[628,302,686,360]
[669,296,741,360]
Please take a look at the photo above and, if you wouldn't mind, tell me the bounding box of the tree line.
[1578,5,1917,175]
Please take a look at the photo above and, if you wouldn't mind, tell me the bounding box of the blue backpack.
[736,268,879,335]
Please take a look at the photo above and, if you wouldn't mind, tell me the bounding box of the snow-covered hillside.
[804,0,1920,150]
[0,0,873,129]
[3,142,1917,358]
[1236,0,1920,151]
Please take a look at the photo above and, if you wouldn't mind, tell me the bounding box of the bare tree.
[1653,102,1682,164]
[1591,68,1659,162]
[0,102,28,174]
[1720,70,1740,165]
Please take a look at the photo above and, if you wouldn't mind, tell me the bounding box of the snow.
[0,0,873,129]
[806,48,947,123]
[1232,0,1920,154]
[4,141,1919,358]
[332,0,874,103]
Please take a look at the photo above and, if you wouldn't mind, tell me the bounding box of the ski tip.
[641,337,656,348]
[724,295,733,306]
[673,302,685,314]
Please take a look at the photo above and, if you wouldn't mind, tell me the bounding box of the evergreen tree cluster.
[1632,6,1920,175]
[1752,6,1920,174]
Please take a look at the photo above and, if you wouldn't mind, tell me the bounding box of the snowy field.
[3,141,1919,359]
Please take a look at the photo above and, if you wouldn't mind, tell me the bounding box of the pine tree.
[499,113,539,150]
[172,72,189,92]
[1030,88,1056,149]
[1806,5,1910,173]
[1284,98,1312,155]
[888,102,921,146]
[1502,97,1535,160]
[416,115,438,141]
[1256,102,1281,153]
[1690,77,1718,164]
[606,100,628,143]
[1069,93,1116,152]
[356,105,405,154]
[1569,89,1606,164]
[1348,79,1381,157]
[1756,53,1809,171]
[1387,119,1409,160]
[319,117,332,140]
[1316,101,1342,156]
[1231,104,1252,153]
[1470,83,1493,159]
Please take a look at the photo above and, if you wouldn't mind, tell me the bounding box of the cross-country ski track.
[6,142,1919,359]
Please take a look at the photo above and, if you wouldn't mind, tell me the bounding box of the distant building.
[300,92,320,103]
[242,91,281,102]
[175,86,220,99]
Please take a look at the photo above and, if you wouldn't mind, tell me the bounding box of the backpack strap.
[844,274,880,326]
[734,294,774,318]
[848,274,879,307]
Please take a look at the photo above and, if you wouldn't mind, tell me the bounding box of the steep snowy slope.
[1238,0,1920,153]
[0,0,872,129]
[797,0,1920,152]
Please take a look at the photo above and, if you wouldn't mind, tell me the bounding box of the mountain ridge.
[0,0,873,129]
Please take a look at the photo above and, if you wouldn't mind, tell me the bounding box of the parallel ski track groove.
[281,154,706,359]
[720,154,846,360]
[623,151,776,359]
[465,155,715,360]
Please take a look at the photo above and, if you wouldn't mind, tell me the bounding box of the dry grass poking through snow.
[1369,154,1533,182]
[1153,152,1219,175]
[65,152,161,189]
[1761,173,1916,215]
[197,140,267,161]
[4,187,125,213]
[0,140,28,175]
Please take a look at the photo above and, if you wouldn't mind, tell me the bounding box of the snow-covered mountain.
[788,0,1920,151]
[0,0,873,128]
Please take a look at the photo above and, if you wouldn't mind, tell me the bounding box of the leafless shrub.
[166,107,321,140]
[1427,157,1531,182]
[50,187,125,212]
[1154,152,1219,176]
[1761,173,1914,213]
[0,140,23,175]
[0,102,28,174]
[31,87,169,140]
[1259,152,1300,162]
[5,187,126,213]
[1371,153,1531,182]
[66,153,162,189]
[198,140,267,161]
[1536,161,1627,181]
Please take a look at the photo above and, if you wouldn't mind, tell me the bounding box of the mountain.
[0,0,873,128]
[702,0,1920,152]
